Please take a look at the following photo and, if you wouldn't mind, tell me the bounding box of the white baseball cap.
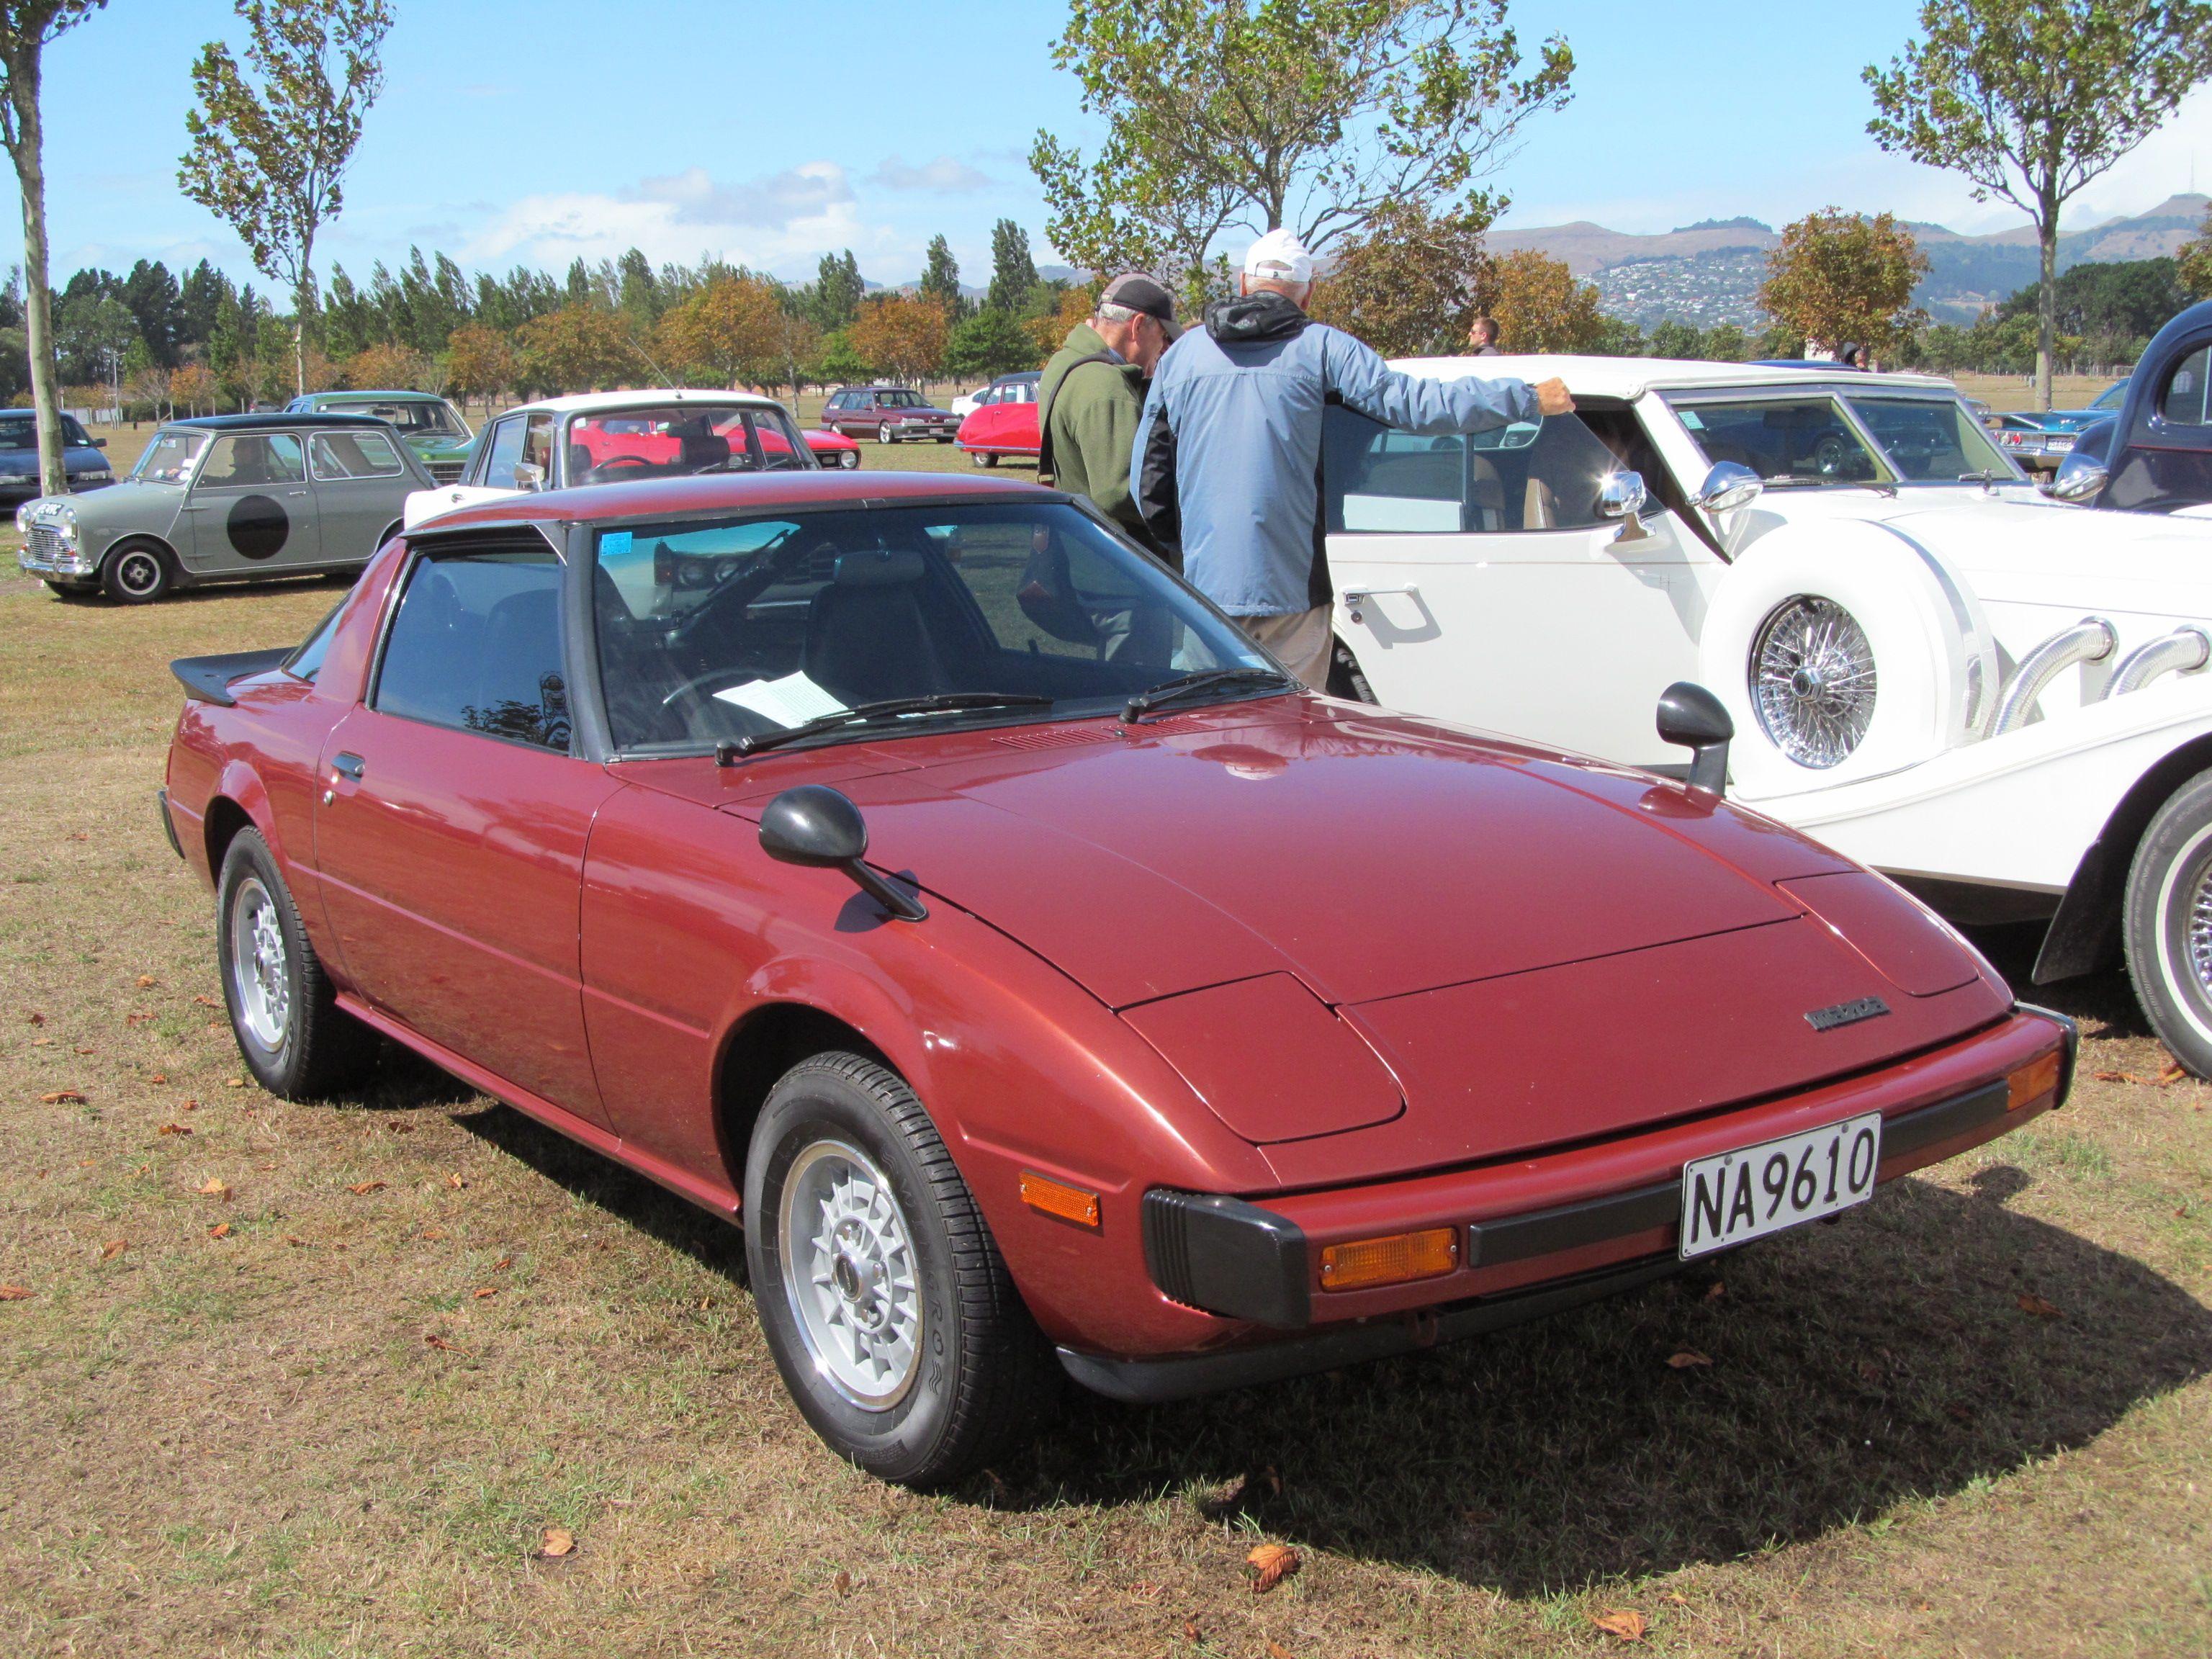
[1243,227,1314,284]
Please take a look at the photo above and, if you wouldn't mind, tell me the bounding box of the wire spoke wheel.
[1751,595,1877,768]
[779,1138,925,1411]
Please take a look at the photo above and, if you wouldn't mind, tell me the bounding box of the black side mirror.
[1656,681,1732,795]
[758,785,927,922]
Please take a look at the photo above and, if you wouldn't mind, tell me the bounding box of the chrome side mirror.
[513,461,546,491]
[1598,469,1648,541]
[2044,455,2107,503]
[1692,461,1763,514]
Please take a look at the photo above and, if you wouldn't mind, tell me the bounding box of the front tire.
[217,830,379,1099]
[2124,769,2212,1077]
[102,539,173,604]
[971,451,998,468]
[745,1051,1049,1488]
[877,427,897,445]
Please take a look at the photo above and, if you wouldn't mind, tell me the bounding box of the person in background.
[1467,315,1503,355]
[1038,273,1180,558]
[1133,228,1573,689]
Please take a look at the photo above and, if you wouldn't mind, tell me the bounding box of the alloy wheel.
[778,1138,925,1409]
[228,873,291,1051]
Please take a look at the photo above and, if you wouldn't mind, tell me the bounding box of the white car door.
[1324,408,1707,769]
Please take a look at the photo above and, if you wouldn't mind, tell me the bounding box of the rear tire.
[101,539,173,604]
[972,451,998,468]
[217,830,379,1099]
[745,1051,1051,1488]
[2123,769,2212,1078]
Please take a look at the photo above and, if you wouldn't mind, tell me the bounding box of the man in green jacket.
[1038,272,1180,562]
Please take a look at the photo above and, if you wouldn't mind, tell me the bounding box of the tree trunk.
[2036,197,2059,413]
[10,59,65,498]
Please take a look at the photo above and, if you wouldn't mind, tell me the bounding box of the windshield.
[338,398,469,439]
[2091,382,2127,411]
[1843,394,2015,482]
[132,429,209,484]
[593,501,1272,753]
[0,414,91,448]
[563,404,814,484]
[1670,395,1886,487]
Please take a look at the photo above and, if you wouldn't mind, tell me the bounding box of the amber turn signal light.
[1020,1171,1100,1228]
[1318,1226,1460,1292]
[2007,1050,2064,1111]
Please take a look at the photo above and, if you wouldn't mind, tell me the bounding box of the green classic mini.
[17,412,431,604]
[285,389,476,482]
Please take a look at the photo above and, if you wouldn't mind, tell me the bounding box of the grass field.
[0,449,2208,1657]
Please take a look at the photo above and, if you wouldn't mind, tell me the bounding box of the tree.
[654,273,786,387]
[344,340,433,391]
[848,293,948,385]
[2180,206,2212,300]
[0,0,107,494]
[810,248,863,332]
[441,322,514,411]
[514,302,642,395]
[1308,199,1494,356]
[1757,209,1930,361]
[168,361,216,415]
[1866,0,2212,408]
[1475,248,1606,351]
[1026,287,1091,361]
[1032,0,1571,294]
[813,326,872,386]
[986,218,1038,315]
[946,305,1040,380]
[919,233,966,318]
[180,0,394,396]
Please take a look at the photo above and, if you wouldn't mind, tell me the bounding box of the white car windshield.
[562,405,814,483]
[133,429,209,484]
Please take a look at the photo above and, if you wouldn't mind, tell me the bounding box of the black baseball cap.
[1100,272,1182,340]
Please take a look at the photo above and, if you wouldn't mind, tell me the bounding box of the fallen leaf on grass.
[423,1334,464,1353]
[538,1526,575,1558]
[346,1181,385,1196]
[1267,1643,1298,1659]
[1246,1542,1301,1593]
[2159,1063,2188,1084]
[1184,1621,1201,1642]
[197,1177,230,1202]
[100,1240,125,1259]
[2017,1292,2063,1318]
[282,1235,304,1247]
[179,1101,197,1112]
[40,1090,85,1105]
[1703,1280,1724,1300]
[832,1568,853,1596]
[135,975,158,988]
[492,1256,512,1272]
[156,1123,192,1136]
[446,1172,468,1190]
[225,1077,245,1089]
[1666,1349,1713,1369]
[0,1285,32,1300]
[193,995,219,1007]
[2092,1070,2141,1084]
[419,1227,447,1241]
[473,1287,498,1300]
[124,1013,151,1027]
[1661,1591,1690,1606]
[72,1046,93,1056]
[207,1223,231,1240]
[26,1012,42,1025]
[1591,1609,1647,1642]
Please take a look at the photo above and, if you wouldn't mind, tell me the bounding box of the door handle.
[331,752,365,781]
[1342,585,1420,626]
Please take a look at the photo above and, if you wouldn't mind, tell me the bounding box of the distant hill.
[1488,194,2209,327]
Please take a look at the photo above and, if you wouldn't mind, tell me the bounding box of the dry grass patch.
[0,564,2206,1657]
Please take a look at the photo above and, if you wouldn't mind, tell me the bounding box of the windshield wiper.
[1120,665,1297,723]
[716,692,1053,763]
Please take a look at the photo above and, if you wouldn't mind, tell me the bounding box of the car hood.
[1874,495,2212,620]
[696,702,2004,1173]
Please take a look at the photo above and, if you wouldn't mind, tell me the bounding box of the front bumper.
[17,527,94,580]
[1062,1004,2076,1401]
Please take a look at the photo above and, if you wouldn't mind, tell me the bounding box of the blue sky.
[22,0,2212,291]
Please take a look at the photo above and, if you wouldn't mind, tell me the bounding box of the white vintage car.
[1323,356,2212,1071]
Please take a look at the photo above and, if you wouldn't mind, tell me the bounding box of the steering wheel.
[666,529,816,652]
[589,454,652,482]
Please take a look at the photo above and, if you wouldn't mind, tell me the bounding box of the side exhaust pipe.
[2110,626,2212,696]
[1992,617,2116,735]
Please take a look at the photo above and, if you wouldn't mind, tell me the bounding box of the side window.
[373,551,570,751]
[1323,407,1642,534]
[309,430,406,481]
[825,392,847,412]
[283,599,345,681]
[520,413,555,480]
[2159,346,2210,426]
[197,433,306,488]
[480,418,525,486]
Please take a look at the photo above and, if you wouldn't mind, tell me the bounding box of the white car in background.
[1323,356,2212,1071]
[950,371,1042,419]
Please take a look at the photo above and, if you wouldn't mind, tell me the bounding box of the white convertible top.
[1390,354,1961,400]
[498,388,792,418]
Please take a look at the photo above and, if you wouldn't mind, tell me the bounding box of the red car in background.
[161,467,2074,1488]
[804,427,861,469]
[956,397,1040,467]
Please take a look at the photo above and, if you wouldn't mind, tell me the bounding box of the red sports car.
[161,469,2074,1487]
[956,398,1039,467]
[804,428,862,469]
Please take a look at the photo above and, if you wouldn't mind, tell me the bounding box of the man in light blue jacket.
[1133,228,1574,688]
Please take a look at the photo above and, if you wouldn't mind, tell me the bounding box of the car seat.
[679,431,732,473]
[803,549,947,703]
[1467,454,1505,532]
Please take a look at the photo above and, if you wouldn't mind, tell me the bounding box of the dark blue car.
[0,408,114,503]
[2049,301,2212,511]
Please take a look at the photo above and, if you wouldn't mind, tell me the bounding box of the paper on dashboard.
[714,671,848,729]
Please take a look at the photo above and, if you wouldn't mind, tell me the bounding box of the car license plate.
[1678,1112,1882,1259]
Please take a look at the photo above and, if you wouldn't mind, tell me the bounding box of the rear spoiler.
[171,647,292,706]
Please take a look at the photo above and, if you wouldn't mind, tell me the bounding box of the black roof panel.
[167,412,397,431]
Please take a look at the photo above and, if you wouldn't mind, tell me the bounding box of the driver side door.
[1324,408,1704,769]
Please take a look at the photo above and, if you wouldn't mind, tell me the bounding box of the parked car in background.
[161,464,2073,1486]
[956,396,1040,467]
[2048,303,2212,513]
[403,390,815,528]
[804,426,862,469]
[1990,410,2080,472]
[1322,353,2212,1075]
[0,408,114,503]
[286,389,476,483]
[821,384,961,444]
[17,412,428,603]
[950,371,1043,418]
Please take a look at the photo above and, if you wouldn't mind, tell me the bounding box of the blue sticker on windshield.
[601,531,634,557]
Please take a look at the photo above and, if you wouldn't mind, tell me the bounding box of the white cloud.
[868,156,992,194]
[637,161,855,228]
